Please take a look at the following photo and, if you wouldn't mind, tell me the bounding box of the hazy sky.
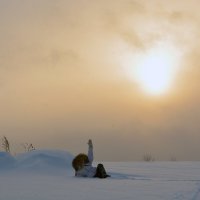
[0,0,200,161]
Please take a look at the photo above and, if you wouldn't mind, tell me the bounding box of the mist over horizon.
[0,0,200,161]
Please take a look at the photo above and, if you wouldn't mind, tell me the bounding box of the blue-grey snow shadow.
[109,172,151,180]
[0,152,16,170]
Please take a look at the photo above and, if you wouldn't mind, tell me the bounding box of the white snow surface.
[0,150,200,200]
[15,150,73,172]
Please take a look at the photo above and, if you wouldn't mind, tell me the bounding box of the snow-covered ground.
[0,151,200,200]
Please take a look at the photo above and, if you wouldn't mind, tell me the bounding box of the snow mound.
[16,150,74,171]
[0,152,16,169]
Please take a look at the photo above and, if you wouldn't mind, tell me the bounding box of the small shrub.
[143,153,154,162]
[1,136,10,153]
[170,156,177,161]
[22,143,36,152]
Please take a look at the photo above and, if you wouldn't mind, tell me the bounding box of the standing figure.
[72,139,110,178]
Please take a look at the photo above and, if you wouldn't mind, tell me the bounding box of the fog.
[0,0,200,161]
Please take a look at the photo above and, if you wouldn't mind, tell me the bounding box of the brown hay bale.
[72,154,89,171]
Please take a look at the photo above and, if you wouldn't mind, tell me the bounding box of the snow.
[0,152,16,170]
[0,151,200,200]
[15,150,73,173]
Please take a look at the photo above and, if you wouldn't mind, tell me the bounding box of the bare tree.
[2,136,10,153]
[22,143,36,152]
[170,155,177,161]
[143,153,154,162]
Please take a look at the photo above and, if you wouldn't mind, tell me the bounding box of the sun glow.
[122,41,181,96]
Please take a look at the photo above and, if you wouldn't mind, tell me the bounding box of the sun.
[133,42,181,95]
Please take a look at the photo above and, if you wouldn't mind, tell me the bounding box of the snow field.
[0,151,200,200]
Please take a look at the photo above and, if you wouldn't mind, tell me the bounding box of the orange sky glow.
[0,0,200,161]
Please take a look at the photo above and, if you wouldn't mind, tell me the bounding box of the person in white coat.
[72,140,110,178]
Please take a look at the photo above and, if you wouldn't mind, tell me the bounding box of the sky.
[0,0,200,161]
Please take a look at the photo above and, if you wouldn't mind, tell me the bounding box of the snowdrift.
[0,152,16,169]
[0,150,74,172]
